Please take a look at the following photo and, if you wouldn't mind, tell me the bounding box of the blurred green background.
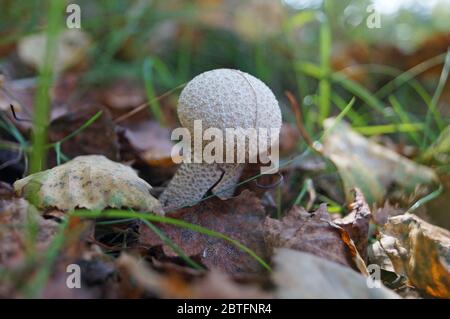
[1,0,450,226]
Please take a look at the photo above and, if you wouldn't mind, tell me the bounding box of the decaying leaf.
[13,155,163,214]
[264,204,356,269]
[335,188,372,262]
[0,198,59,268]
[322,119,437,204]
[18,29,91,73]
[372,201,404,226]
[374,213,450,298]
[139,190,268,274]
[48,106,119,167]
[117,253,270,298]
[368,238,396,273]
[123,120,179,168]
[0,198,98,298]
[273,248,399,299]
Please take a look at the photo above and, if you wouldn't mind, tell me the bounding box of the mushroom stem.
[159,163,244,209]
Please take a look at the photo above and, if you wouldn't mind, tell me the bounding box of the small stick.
[114,83,186,124]
[285,91,314,147]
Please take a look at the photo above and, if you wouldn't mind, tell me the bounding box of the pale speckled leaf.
[13,155,163,214]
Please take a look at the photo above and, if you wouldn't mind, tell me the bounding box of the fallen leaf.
[101,80,146,112]
[272,248,400,299]
[322,119,437,204]
[368,238,396,273]
[116,253,270,298]
[17,29,91,74]
[264,204,355,269]
[375,213,450,298]
[48,105,120,167]
[122,120,179,168]
[335,188,371,262]
[13,155,163,214]
[139,190,268,275]
[372,201,404,226]
[0,198,59,268]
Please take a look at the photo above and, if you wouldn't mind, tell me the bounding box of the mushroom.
[160,68,282,209]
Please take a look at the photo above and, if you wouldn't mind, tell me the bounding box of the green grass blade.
[29,0,65,173]
[422,49,450,147]
[46,110,103,148]
[389,95,421,145]
[23,216,69,298]
[141,219,204,271]
[143,57,165,125]
[318,10,331,122]
[73,210,272,272]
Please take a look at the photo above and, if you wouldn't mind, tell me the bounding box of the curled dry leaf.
[273,248,399,299]
[18,29,91,74]
[139,190,268,275]
[374,213,450,298]
[322,119,437,204]
[335,188,372,262]
[13,155,163,214]
[264,204,356,269]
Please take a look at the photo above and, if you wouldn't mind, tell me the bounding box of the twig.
[114,83,186,124]
[285,91,314,147]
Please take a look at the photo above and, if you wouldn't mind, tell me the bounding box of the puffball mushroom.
[159,68,282,208]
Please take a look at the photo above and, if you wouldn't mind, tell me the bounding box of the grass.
[422,49,450,147]
[23,216,69,298]
[140,219,204,271]
[318,4,331,122]
[29,0,65,174]
[73,209,272,272]
[143,58,165,125]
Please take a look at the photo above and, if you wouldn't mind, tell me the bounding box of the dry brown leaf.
[335,188,371,262]
[264,203,360,269]
[376,213,450,298]
[273,248,400,299]
[0,198,59,268]
[48,106,120,168]
[123,120,179,168]
[116,253,270,298]
[139,190,268,274]
[101,80,146,112]
[372,202,404,226]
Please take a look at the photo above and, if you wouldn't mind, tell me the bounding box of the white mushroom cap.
[160,69,282,209]
[178,68,282,151]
